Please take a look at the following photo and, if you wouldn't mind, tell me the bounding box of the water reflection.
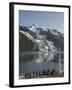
[19,52,58,63]
[19,52,64,79]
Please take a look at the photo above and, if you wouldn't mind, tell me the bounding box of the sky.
[19,10,64,33]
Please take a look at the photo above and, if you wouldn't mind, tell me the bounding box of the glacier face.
[19,24,64,52]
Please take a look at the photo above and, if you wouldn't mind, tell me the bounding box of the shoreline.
[19,70,64,79]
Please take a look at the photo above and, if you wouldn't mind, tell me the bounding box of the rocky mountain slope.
[19,24,64,52]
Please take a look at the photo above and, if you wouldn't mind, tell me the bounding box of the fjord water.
[19,52,64,79]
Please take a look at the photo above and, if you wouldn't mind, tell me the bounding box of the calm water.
[19,52,64,78]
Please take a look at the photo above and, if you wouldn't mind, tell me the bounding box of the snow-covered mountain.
[19,24,64,52]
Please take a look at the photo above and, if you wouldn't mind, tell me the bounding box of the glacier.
[19,24,64,52]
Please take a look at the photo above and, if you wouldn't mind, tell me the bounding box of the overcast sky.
[19,10,64,33]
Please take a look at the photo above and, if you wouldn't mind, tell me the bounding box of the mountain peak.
[32,24,38,27]
[29,24,38,29]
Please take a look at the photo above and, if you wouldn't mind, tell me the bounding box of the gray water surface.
[19,52,64,78]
